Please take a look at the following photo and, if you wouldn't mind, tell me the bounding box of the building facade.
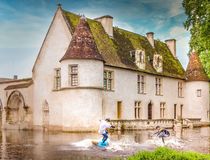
[0,5,209,131]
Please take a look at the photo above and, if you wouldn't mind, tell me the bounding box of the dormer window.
[130,50,145,69]
[153,54,163,72]
[157,56,161,67]
[130,51,135,60]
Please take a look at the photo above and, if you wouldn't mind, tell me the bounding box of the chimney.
[13,75,18,80]
[95,15,113,37]
[57,3,62,8]
[165,39,176,57]
[146,32,154,48]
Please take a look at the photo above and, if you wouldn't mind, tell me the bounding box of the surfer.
[98,118,115,144]
[153,125,170,144]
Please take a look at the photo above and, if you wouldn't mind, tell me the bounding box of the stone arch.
[42,100,49,131]
[6,91,26,124]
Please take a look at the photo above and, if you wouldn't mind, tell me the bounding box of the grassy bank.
[127,147,210,160]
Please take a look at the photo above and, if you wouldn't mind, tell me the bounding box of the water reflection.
[0,127,209,159]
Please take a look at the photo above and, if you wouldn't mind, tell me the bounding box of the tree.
[182,0,210,78]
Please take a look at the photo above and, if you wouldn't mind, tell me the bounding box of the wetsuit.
[157,129,170,137]
[155,128,170,144]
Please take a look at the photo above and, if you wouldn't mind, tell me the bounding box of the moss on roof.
[154,40,185,78]
[60,17,104,62]
[62,10,185,79]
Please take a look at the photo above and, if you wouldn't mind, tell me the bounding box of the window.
[178,82,183,97]
[130,51,135,60]
[69,65,78,86]
[174,104,177,119]
[139,52,144,63]
[104,70,114,90]
[180,104,183,119]
[137,75,146,94]
[157,57,161,67]
[155,77,162,95]
[197,89,201,97]
[54,68,61,90]
[134,101,141,119]
[130,50,145,69]
[148,101,152,119]
[136,51,145,64]
[160,102,166,118]
[117,101,122,119]
[153,54,163,72]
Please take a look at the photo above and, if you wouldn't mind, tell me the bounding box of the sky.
[0,0,190,78]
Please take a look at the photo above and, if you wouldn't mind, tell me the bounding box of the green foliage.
[128,147,210,160]
[200,51,210,78]
[182,0,210,78]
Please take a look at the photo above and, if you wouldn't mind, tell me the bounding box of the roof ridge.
[64,10,162,43]
[63,10,169,45]
[61,9,185,79]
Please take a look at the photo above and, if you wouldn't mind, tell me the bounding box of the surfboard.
[92,140,109,148]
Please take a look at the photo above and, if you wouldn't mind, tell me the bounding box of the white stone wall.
[103,66,185,120]
[32,8,72,128]
[59,59,104,131]
[60,89,103,131]
[0,80,33,129]
[185,81,209,121]
[61,59,104,88]
[31,7,105,131]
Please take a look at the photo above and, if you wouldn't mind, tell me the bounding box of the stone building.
[0,5,209,131]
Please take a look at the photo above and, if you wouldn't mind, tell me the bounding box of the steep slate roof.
[62,9,185,79]
[185,52,209,81]
[60,17,104,62]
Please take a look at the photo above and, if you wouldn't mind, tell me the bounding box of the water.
[0,127,209,159]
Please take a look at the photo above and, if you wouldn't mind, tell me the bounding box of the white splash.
[71,139,94,148]
[70,138,139,151]
[145,136,185,149]
[70,136,185,152]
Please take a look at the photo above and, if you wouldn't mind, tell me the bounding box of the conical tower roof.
[185,52,209,81]
[60,16,104,62]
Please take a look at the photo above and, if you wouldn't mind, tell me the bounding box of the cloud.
[0,11,51,48]
[176,36,190,69]
[169,26,187,39]
[114,20,135,32]
[169,0,184,17]
[0,48,37,78]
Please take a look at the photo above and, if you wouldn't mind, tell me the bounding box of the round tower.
[185,52,209,122]
[59,16,104,131]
